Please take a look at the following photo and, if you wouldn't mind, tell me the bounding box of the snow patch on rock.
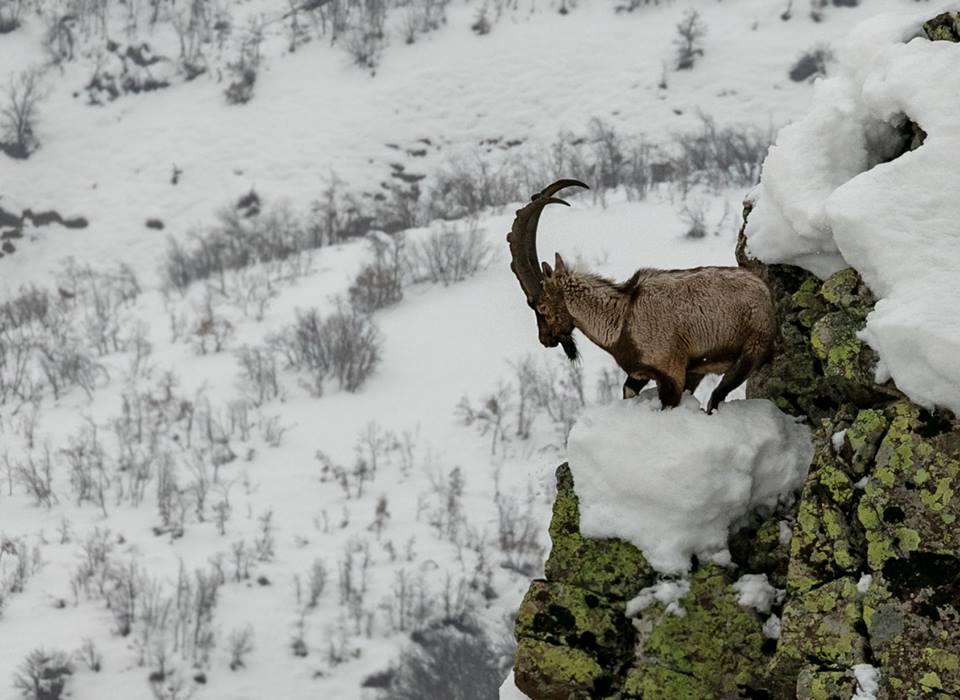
[745,8,960,414]
[566,395,813,573]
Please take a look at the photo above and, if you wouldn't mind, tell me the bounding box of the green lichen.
[796,667,857,700]
[627,566,765,699]
[819,267,867,311]
[516,580,632,665]
[923,647,960,672]
[514,638,604,700]
[776,577,865,670]
[545,464,655,600]
[811,311,866,381]
[923,12,960,41]
[621,663,711,699]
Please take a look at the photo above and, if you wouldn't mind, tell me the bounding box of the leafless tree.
[1,69,47,159]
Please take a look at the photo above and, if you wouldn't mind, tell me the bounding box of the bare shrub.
[224,18,263,104]
[344,0,387,73]
[0,0,24,33]
[306,559,328,609]
[13,649,73,700]
[75,639,102,673]
[170,0,211,77]
[56,259,141,356]
[424,152,515,220]
[410,218,492,286]
[228,625,254,670]
[349,232,406,312]
[493,475,544,576]
[235,345,280,406]
[674,8,706,70]
[277,303,381,394]
[670,114,771,191]
[470,5,491,35]
[789,44,834,82]
[0,285,50,329]
[162,201,309,293]
[384,622,503,700]
[679,200,708,239]
[308,172,374,246]
[380,568,432,633]
[1,68,47,159]
[401,0,448,44]
[188,288,234,355]
[14,447,57,508]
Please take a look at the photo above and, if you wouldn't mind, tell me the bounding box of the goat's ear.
[554,253,566,273]
[541,261,553,278]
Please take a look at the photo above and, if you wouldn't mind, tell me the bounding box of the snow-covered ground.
[0,0,934,698]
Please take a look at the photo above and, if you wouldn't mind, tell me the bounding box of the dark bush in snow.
[275,304,382,394]
[349,232,406,312]
[409,218,492,286]
[13,649,73,700]
[670,114,771,191]
[1,69,46,159]
[0,0,24,33]
[674,8,706,70]
[382,622,503,700]
[789,45,834,82]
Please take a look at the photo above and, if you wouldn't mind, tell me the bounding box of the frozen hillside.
[0,0,942,699]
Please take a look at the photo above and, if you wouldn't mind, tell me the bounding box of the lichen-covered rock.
[514,638,605,700]
[923,12,960,41]
[544,464,655,600]
[795,666,858,700]
[516,581,634,678]
[513,465,652,698]
[623,566,766,699]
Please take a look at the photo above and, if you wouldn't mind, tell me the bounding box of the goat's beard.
[560,336,579,362]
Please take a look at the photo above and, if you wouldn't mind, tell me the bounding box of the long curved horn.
[507,179,588,307]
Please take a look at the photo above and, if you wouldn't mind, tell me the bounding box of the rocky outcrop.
[510,19,960,687]
[511,233,959,700]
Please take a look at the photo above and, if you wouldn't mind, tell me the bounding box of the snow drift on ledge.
[566,395,813,574]
[745,7,960,414]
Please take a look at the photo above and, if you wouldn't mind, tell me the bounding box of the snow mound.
[566,395,813,574]
[499,672,529,700]
[745,8,960,414]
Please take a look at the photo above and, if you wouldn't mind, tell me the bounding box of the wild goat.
[507,179,776,413]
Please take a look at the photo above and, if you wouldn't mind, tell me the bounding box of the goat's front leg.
[622,376,649,399]
[654,361,686,408]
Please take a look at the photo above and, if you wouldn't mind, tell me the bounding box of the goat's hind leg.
[706,355,757,413]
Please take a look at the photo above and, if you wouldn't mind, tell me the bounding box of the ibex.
[508,179,776,413]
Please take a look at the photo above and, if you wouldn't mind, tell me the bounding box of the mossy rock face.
[795,666,858,700]
[544,464,655,600]
[514,465,650,698]
[514,638,605,700]
[623,565,766,699]
[748,265,897,424]
[729,511,792,589]
[923,12,960,41]
[516,581,634,674]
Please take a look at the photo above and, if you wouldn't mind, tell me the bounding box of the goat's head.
[507,179,588,360]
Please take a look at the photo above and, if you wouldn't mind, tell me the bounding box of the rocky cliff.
[509,14,960,699]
